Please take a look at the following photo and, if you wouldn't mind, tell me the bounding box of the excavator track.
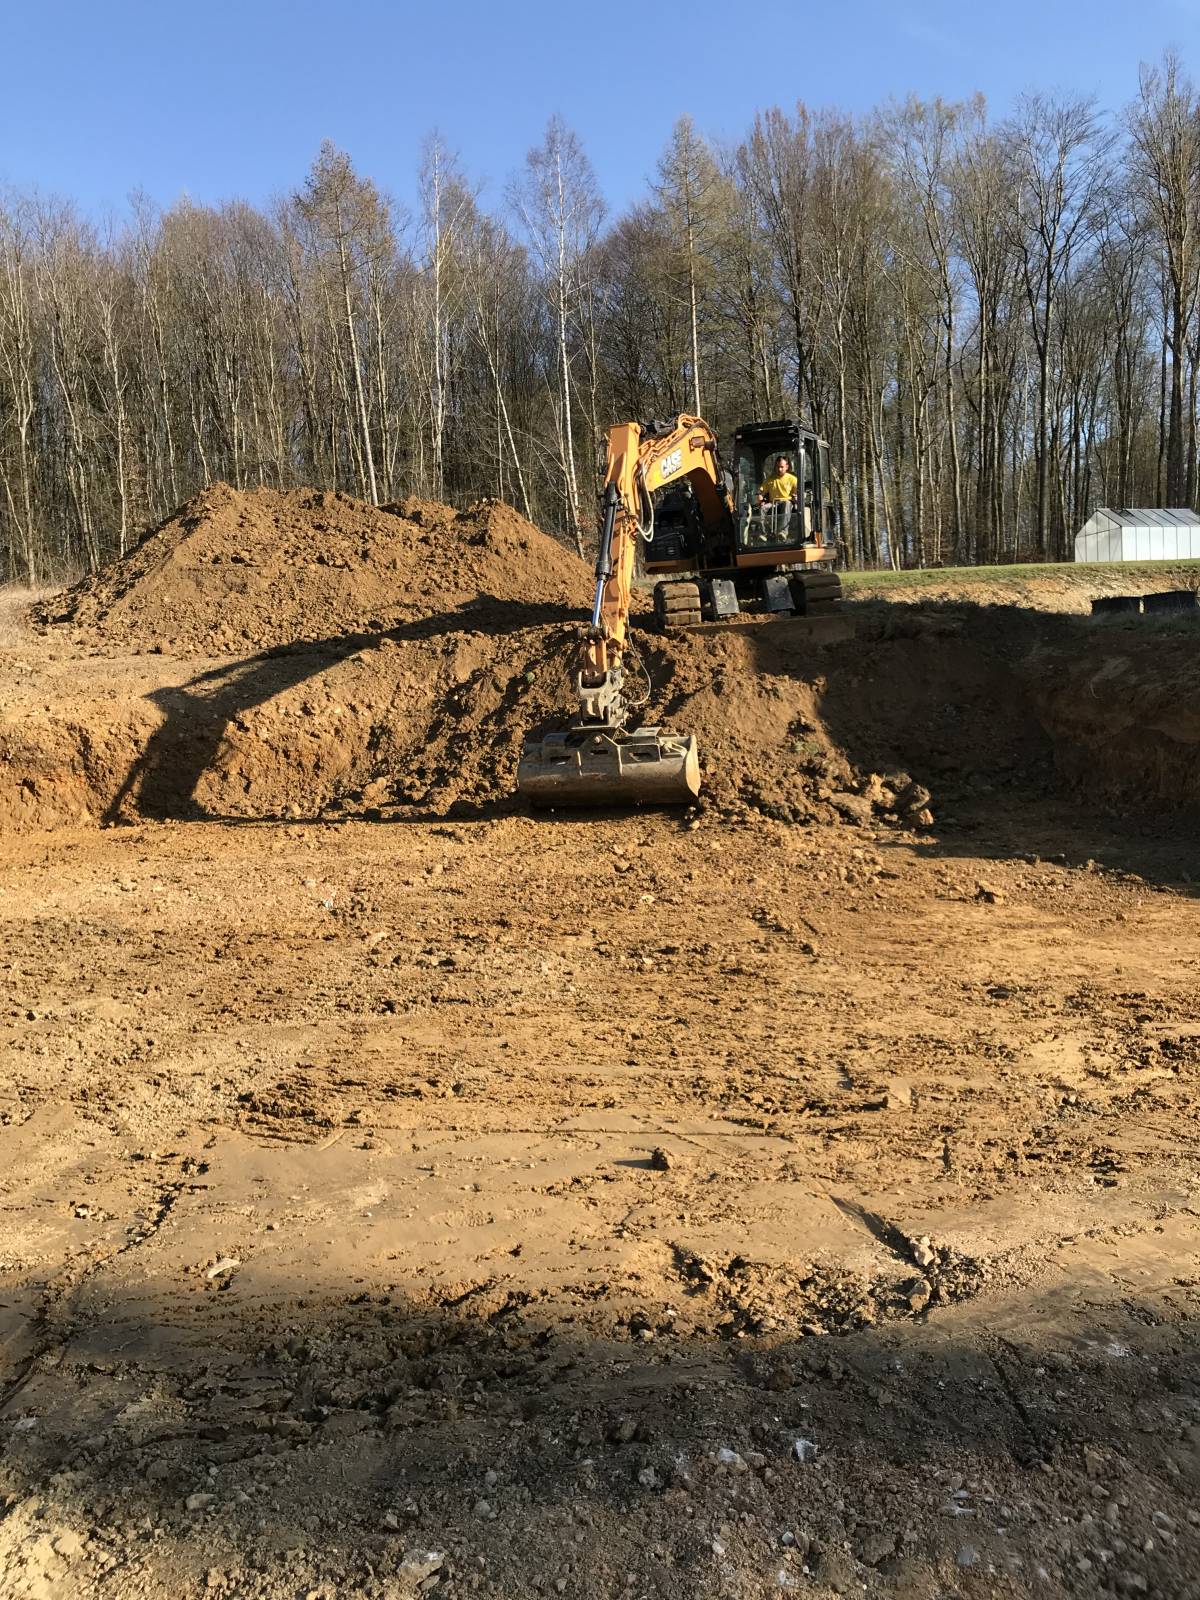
[653,580,703,630]
[791,570,843,615]
[652,571,848,633]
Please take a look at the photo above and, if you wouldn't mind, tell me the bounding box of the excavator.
[517,413,844,807]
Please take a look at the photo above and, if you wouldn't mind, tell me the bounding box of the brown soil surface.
[31,485,590,656]
[5,508,1200,1598]
[846,564,1200,613]
[1028,621,1200,805]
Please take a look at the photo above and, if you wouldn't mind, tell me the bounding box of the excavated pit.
[4,486,1200,834]
[7,493,1200,1600]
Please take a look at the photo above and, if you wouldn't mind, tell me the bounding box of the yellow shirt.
[760,471,798,503]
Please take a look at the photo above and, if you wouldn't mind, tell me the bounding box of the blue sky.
[2,0,1196,222]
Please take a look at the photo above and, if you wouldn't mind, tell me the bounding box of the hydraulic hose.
[636,474,655,542]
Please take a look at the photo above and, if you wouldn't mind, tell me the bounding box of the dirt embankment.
[1026,625,1200,807]
[7,486,1200,833]
[846,563,1200,613]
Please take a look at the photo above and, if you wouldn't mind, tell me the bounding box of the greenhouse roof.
[1088,507,1200,527]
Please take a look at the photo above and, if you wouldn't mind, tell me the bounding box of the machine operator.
[757,455,798,505]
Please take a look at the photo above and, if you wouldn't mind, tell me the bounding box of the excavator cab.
[647,416,843,634]
[731,421,835,562]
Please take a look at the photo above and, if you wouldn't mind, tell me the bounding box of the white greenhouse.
[1075,506,1200,563]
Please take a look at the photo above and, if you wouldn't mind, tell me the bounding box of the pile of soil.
[31,484,590,656]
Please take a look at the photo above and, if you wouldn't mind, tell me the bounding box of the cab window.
[734,442,805,551]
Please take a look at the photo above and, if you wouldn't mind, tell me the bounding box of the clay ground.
[5,753,1200,1598]
[5,550,1200,1597]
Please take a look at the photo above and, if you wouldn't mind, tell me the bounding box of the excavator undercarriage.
[651,569,846,632]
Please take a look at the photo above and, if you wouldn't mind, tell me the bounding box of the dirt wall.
[9,484,1200,834]
[1026,626,1200,809]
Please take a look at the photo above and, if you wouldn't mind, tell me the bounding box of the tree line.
[2,53,1198,581]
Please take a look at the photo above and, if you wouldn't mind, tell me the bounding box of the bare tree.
[461,213,534,518]
[418,136,474,502]
[737,106,821,425]
[0,199,41,581]
[1128,54,1200,507]
[951,114,1022,559]
[296,143,387,504]
[1006,93,1111,556]
[509,116,605,556]
[656,116,720,416]
[886,96,973,557]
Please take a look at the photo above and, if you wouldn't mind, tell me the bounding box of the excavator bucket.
[518,726,700,808]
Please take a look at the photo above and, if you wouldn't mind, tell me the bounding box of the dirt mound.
[32,484,590,656]
[135,625,575,825]
[1,601,1056,833]
[645,626,857,823]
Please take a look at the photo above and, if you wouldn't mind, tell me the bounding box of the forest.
[1,52,1198,580]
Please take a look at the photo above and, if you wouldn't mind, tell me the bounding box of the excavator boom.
[518,417,716,807]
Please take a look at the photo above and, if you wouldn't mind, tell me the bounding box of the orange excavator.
[517,413,841,807]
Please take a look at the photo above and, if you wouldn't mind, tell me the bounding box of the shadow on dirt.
[99,589,1200,900]
[2,1264,1198,1597]
[763,597,1200,898]
[103,597,582,826]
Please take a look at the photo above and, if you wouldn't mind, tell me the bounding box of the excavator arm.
[517,415,714,806]
[579,416,726,727]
